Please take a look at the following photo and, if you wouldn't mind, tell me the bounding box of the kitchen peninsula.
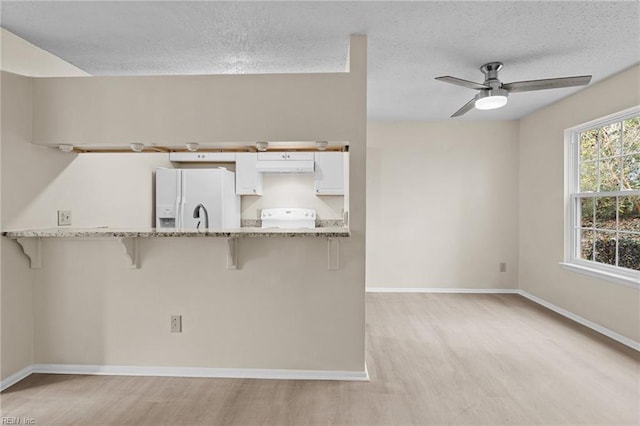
[4,225,349,271]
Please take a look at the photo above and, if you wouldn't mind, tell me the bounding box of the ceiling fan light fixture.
[475,95,508,110]
[475,89,509,110]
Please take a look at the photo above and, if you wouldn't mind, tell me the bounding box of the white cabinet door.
[236,153,263,195]
[314,152,345,195]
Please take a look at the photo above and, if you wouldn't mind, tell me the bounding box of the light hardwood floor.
[2,294,638,425]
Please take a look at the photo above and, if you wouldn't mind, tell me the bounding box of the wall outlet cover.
[171,315,182,333]
[57,210,72,226]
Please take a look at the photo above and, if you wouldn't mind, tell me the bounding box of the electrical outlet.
[500,262,507,273]
[57,210,72,226]
[170,315,182,333]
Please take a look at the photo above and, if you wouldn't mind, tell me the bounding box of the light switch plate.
[57,210,72,226]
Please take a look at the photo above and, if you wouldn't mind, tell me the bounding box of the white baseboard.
[30,364,369,382]
[518,290,640,351]
[0,365,33,392]
[367,287,519,294]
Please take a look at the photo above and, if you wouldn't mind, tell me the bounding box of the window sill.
[559,262,639,289]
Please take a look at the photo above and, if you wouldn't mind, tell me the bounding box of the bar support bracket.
[328,238,340,270]
[226,237,238,270]
[16,237,42,269]
[119,237,139,269]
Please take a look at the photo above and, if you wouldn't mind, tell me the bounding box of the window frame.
[563,105,640,288]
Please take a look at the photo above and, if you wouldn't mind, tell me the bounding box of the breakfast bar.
[3,227,350,270]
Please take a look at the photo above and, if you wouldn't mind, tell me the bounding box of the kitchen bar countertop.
[2,227,351,239]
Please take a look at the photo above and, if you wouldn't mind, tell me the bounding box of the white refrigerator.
[155,168,240,230]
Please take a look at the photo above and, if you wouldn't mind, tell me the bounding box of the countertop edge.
[1,227,351,239]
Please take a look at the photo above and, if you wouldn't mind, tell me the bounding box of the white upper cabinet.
[314,152,346,195]
[235,153,263,195]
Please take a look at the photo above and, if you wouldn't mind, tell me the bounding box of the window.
[565,106,640,286]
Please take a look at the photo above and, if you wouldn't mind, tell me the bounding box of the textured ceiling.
[1,1,638,121]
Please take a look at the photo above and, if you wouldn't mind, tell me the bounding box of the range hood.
[255,152,315,173]
[255,160,314,173]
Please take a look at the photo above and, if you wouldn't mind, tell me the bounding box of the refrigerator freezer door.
[155,168,181,228]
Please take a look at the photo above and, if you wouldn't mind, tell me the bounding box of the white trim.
[519,290,639,351]
[0,365,33,392]
[30,364,369,382]
[560,262,639,288]
[366,287,519,294]
[564,106,640,280]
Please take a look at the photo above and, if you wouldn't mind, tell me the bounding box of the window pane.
[580,161,597,192]
[623,117,640,155]
[619,196,640,233]
[580,229,594,261]
[580,129,598,161]
[595,196,617,230]
[594,231,616,266]
[580,197,594,228]
[572,114,640,275]
[618,233,640,271]
[598,122,621,157]
[598,157,621,191]
[622,154,640,190]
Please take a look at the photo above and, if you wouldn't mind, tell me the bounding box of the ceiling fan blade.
[436,76,489,90]
[503,75,592,93]
[451,97,476,118]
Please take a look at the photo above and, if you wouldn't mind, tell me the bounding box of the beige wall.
[0,30,88,382]
[1,35,367,377]
[1,73,36,380]
[33,74,356,146]
[4,153,170,230]
[519,65,640,342]
[367,121,519,289]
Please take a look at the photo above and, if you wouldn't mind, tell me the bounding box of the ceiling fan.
[435,62,592,117]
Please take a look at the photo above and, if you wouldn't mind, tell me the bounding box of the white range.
[261,208,316,229]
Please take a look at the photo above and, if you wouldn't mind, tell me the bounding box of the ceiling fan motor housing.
[480,62,504,82]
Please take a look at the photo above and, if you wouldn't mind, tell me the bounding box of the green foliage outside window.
[578,116,640,271]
